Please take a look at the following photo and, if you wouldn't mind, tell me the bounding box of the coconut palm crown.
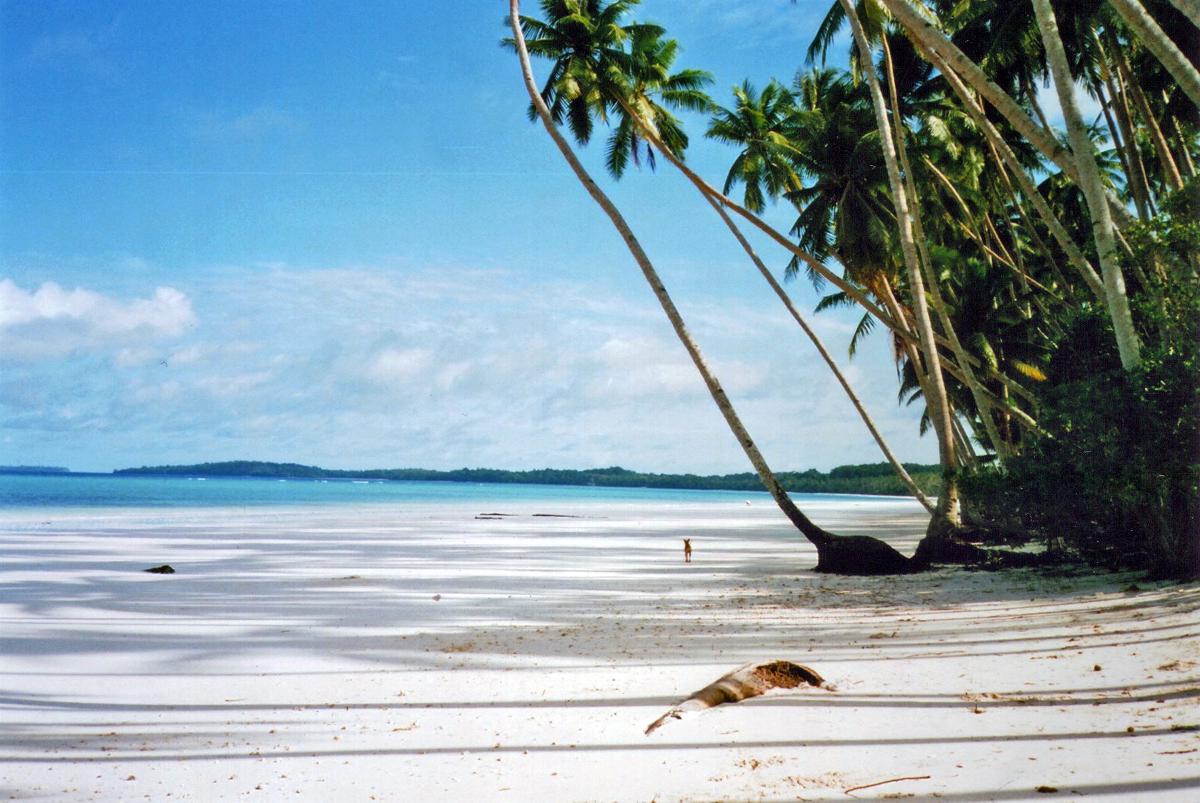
[504,0,712,178]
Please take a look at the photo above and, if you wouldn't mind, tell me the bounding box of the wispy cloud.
[0,280,195,360]
[0,262,934,473]
[24,20,121,75]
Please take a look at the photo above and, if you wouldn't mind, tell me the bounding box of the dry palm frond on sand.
[645,661,828,735]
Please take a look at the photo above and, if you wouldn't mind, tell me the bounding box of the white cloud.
[0,280,196,360]
[366,347,435,385]
[0,264,937,473]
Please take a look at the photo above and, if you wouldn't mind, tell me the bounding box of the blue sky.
[1,0,942,474]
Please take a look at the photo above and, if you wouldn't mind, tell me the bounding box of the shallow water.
[0,471,910,510]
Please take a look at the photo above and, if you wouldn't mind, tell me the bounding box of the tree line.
[505,0,1198,577]
[113,460,942,496]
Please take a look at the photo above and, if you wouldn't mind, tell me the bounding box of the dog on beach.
[683,538,692,563]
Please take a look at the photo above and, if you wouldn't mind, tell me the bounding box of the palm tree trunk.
[1035,0,1143,371]
[1095,76,1151,219]
[607,94,938,514]
[919,38,1110,302]
[879,34,1010,461]
[840,0,961,528]
[702,190,938,514]
[954,414,981,466]
[1173,116,1198,177]
[591,56,1040,428]
[1006,170,1071,292]
[1109,0,1200,108]
[1102,33,1161,214]
[507,0,831,547]
[881,0,1136,229]
[510,0,925,575]
[1022,73,1056,138]
[1111,39,1186,191]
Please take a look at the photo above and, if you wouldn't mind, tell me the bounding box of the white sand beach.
[1,497,1197,801]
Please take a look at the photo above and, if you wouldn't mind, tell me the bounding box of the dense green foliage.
[114,460,941,497]
[964,184,1200,578]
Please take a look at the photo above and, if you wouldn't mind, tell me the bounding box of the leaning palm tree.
[1109,0,1200,108]
[704,79,937,513]
[1034,0,1142,370]
[836,0,964,541]
[518,1,939,517]
[507,0,918,573]
[877,0,1149,376]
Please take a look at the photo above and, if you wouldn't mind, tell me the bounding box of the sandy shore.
[1,497,1197,801]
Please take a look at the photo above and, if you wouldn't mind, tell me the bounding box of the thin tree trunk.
[1035,0,1142,370]
[919,38,1109,301]
[1104,35,1161,214]
[607,93,937,513]
[508,0,830,548]
[1109,0,1200,108]
[511,1,930,574]
[576,47,1041,419]
[881,0,1136,229]
[880,33,1009,461]
[952,414,980,468]
[1173,116,1198,177]
[1096,76,1151,219]
[1022,73,1056,137]
[1113,40,1186,191]
[840,0,961,527]
[703,191,938,514]
[922,154,1063,303]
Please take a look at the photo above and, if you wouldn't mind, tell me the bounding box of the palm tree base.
[809,516,992,576]
[910,515,989,569]
[813,534,919,575]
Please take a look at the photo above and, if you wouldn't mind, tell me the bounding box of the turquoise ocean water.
[0,472,788,509]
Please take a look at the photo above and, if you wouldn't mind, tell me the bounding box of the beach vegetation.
[505,0,1199,578]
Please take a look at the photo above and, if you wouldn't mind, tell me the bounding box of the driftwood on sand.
[645,661,828,735]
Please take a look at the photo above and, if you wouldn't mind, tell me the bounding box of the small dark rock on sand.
[144,564,175,574]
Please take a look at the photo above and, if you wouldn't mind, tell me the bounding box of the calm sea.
[0,472,786,509]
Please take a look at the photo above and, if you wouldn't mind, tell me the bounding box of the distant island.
[113,460,940,497]
[0,465,70,474]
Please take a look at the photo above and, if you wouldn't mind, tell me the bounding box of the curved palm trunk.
[1035,0,1143,371]
[1095,70,1154,220]
[839,0,961,530]
[1101,31,1162,215]
[880,0,1135,229]
[880,34,1010,462]
[510,0,922,575]
[609,89,1039,428]
[606,95,938,515]
[699,181,938,515]
[1109,0,1200,109]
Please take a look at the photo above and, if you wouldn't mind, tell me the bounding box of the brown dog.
[683,538,692,563]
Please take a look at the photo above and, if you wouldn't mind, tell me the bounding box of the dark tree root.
[645,661,828,735]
